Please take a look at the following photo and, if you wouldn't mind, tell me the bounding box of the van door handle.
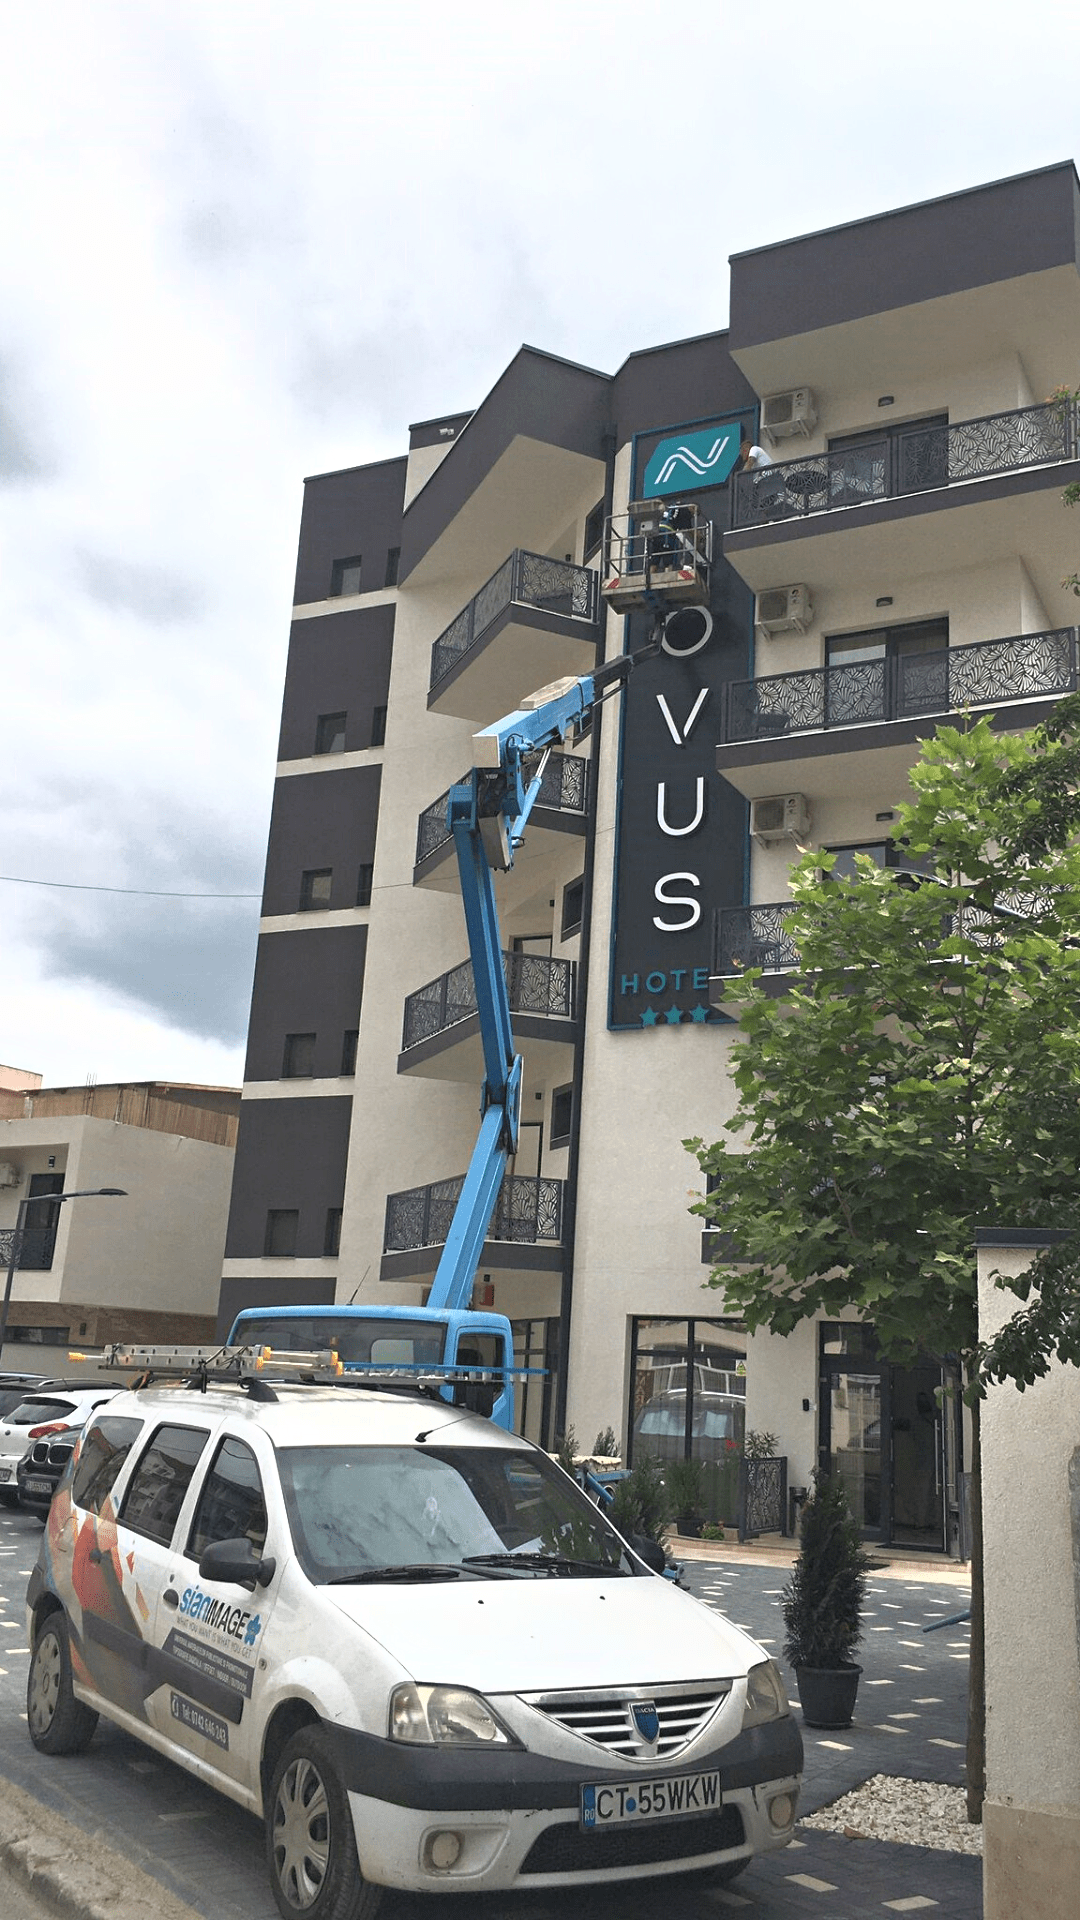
[163,1589,179,1609]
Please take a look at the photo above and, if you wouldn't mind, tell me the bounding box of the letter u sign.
[657,779,705,837]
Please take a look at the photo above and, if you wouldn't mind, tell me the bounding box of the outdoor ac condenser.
[761,388,817,445]
[755,584,813,636]
[750,793,812,846]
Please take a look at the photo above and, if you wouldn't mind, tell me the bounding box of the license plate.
[23,1478,52,1496]
[581,1769,720,1828]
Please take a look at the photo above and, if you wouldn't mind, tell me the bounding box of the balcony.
[414,751,588,893]
[398,953,577,1081]
[0,1226,56,1272]
[427,550,600,722]
[724,402,1080,601]
[715,628,1079,803]
[381,1173,564,1284]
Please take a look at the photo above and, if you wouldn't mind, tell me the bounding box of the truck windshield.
[232,1316,445,1367]
[276,1444,631,1582]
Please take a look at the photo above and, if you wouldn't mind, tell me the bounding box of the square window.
[331,556,362,596]
[299,868,333,911]
[341,1029,359,1075]
[282,1032,316,1078]
[550,1083,573,1148]
[370,705,387,747]
[356,863,374,908]
[384,547,400,588]
[315,712,347,755]
[561,876,584,939]
[264,1209,299,1257]
[324,1208,343,1258]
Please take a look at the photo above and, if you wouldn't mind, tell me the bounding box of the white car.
[26,1366,802,1919]
[0,1388,117,1505]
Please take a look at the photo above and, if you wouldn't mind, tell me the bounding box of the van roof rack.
[67,1343,534,1403]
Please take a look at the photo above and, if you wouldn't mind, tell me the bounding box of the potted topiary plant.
[665,1456,707,1536]
[781,1469,871,1728]
[609,1455,672,1572]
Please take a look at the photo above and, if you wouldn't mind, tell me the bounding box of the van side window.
[118,1425,210,1546]
[70,1417,144,1515]
[187,1437,268,1560]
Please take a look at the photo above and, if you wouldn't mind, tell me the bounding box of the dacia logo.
[631,1701,660,1745]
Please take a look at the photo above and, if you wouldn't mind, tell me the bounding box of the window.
[356,863,374,907]
[19,1172,64,1271]
[187,1436,267,1560]
[561,876,584,939]
[828,414,949,500]
[825,617,949,727]
[549,1084,573,1149]
[71,1416,143,1515]
[315,712,347,755]
[118,1424,210,1546]
[8,1324,69,1345]
[324,1208,343,1257]
[384,547,400,588]
[330,555,362,597]
[340,1029,358,1075]
[299,868,333,911]
[583,498,605,562]
[370,705,387,747]
[264,1210,299,1257]
[282,1032,316,1078]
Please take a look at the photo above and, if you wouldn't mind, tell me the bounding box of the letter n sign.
[641,421,742,498]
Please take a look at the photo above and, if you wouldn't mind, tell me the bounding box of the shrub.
[608,1455,671,1544]
[781,1470,871,1669]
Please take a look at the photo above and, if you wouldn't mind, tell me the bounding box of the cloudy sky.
[3,1,1079,1091]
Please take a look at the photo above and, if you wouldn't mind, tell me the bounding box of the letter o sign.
[662,606,713,659]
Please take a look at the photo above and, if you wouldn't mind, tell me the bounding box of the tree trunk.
[966,1389,985,1824]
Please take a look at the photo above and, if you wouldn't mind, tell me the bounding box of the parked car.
[26,1357,802,1915]
[633,1392,745,1464]
[17,1393,120,1519]
[0,1374,51,1422]
[0,1389,119,1506]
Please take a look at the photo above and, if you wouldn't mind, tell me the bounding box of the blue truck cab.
[226,1304,517,1429]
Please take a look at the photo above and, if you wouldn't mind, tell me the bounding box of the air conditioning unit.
[755,583,813,637]
[761,388,817,445]
[750,793,811,846]
[0,1162,20,1189]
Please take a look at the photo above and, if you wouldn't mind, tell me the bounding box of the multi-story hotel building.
[219,160,1080,1563]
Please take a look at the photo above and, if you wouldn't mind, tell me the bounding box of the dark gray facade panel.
[223,1095,352,1260]
[278,605,395,761]
[409,412,473,450]
[730,162,1080,349]
[613,332,759,440]
[399,348,610,581]
[293,458,406,605]
[244,925,368,1083]
[261,765,381,917]
[216,1274,337,1340]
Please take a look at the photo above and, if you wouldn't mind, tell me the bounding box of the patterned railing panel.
[0,1227,56,1271]
[384,1174,563,1251]
[402,954,575,1050]
[713,904,799,977]
[739,1456,787,1541]
[721,630,1079,744]
[415,752,589,867]
[429,550,599,691]
[732,399,1079,529]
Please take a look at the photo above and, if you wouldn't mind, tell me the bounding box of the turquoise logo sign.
[641,421,741,497]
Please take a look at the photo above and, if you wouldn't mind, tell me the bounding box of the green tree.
[1049,383,1080,596]
[686,697,1080,1820]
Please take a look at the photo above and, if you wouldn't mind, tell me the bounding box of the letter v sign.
[656,687,709,747]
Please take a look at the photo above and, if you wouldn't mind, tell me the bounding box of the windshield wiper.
[328,1563,463,1584]
[460,1552,623,1578]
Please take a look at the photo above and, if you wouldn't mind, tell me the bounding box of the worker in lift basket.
[651,500,694,575]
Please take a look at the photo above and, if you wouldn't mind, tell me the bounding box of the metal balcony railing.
[731,399,1080,529]
[0,1226,56,1271]
[429,550,599,692]
[713,889,1050,979]
[721,629,1080,744]
[415,752,588,867]
[402,953,576,1051]
[384,1175,564,1253]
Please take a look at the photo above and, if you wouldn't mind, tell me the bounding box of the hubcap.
[29,1630,61,1737]
[272,1756,331,1910]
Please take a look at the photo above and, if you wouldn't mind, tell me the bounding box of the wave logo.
[642,422,741,496]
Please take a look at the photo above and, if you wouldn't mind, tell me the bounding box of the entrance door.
[821,1361,886,1535]
[819,1326,948,1551]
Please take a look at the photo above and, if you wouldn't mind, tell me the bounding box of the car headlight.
[742,1658,789,1728]
[389,1683,518,1747]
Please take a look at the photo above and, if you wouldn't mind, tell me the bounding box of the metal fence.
[384,1175,564,1253]
[0,1227,56,1271]
[732,398,1079,529]
[402,953,575,1050]
[738,1456,788,1541]
[415,752,588,868]
[430,550,599,691]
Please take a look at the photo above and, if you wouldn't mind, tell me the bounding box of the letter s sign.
[653,873,701,932]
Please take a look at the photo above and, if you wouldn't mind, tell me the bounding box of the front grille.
[520,1805,744,1874]
[522,1683,731,1760]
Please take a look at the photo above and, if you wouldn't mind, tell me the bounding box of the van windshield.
[234,1317,445,1367]
[276,1444,631,1583]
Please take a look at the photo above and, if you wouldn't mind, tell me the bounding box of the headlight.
[389,1683,517,1747]
[742,1659,789,1728]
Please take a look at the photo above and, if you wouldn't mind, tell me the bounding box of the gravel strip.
[800,1774,983,1855]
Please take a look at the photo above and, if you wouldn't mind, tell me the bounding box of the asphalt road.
[0,1506,979,1920]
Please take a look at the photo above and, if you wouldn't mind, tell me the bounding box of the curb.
[0,1780,201,1920]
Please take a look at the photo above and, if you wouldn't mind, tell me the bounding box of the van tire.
[26,1612,98,1754]
[266,1727,382,1920]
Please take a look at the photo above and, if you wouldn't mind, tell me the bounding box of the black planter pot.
[793,1663,862,1729]
[676,1515,703,1538]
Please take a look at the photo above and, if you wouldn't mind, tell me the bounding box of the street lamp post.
[0,1187,127,1362]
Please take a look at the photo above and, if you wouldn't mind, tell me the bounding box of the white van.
[26,1369,801,1917]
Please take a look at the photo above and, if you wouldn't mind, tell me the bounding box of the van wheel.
[266,1727,382,1920]
[27,1613,98,1754]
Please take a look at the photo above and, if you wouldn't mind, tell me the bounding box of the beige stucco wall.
[979,1240,1080,1920]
